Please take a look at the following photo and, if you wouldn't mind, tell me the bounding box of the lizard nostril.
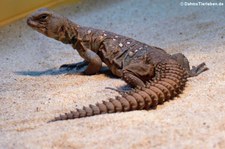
[27,18,37,27]
[27,18,31,25]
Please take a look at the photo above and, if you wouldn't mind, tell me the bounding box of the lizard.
[27,8,208,122]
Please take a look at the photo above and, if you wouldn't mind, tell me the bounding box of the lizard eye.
[39,14,48,21]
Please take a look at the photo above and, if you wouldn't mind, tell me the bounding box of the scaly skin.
[27,8,208,122]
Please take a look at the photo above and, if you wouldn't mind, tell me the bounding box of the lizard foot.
[189,62,209,77]
[60,61,88,70]
[105,87,132,95]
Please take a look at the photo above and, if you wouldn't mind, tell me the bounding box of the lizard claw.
[105,87,122,93]
[59,61,88,70]
[60,64,77,70]
[105,87,131,95]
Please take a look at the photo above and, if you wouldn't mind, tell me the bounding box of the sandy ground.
[0,0,225,148]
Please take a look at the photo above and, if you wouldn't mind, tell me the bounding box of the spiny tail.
[48,62,188,122]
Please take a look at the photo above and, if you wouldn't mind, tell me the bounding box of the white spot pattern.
[128,51,134,56]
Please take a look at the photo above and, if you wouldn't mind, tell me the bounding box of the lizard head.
[27,8,74,43]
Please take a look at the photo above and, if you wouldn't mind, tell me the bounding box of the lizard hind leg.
[122,63,155,88]
[171,53,208,77]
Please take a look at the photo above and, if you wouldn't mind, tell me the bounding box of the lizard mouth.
[27,18,46,33]
[27,18,37,28]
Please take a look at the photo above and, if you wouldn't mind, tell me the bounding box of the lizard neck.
[56,19,80,44]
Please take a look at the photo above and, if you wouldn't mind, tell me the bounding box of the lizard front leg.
[60,60,88,70]
[75,42,102,75]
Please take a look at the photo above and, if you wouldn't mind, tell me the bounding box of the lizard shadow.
[14,66,115,77]
[15,66,133,92]
[15,68,70,76]
[15,64,133,92]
